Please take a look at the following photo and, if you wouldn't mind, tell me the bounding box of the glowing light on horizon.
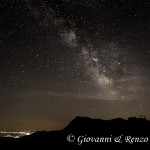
[0,131,33,138]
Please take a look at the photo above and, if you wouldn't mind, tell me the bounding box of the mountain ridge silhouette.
[0,116,150,149]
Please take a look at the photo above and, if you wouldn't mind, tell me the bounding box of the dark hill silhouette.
[0,116,150,149]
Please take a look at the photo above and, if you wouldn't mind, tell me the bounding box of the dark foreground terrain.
[0,116,150,149]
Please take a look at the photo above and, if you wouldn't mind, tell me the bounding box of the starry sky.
[0,0,150,131]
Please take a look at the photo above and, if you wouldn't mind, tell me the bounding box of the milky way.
[59,23,146,102]
[0,0,150,131]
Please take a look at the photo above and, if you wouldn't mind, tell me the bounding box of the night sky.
[0,0,150,132]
